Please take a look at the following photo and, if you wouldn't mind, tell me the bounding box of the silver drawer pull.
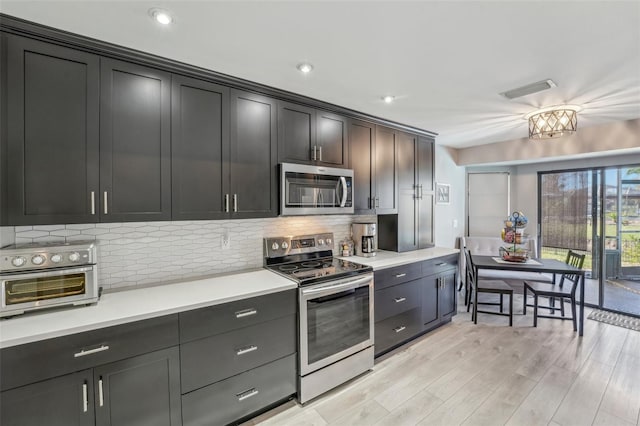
[237,388,259,402]
[395,273,407,278]
[436,262,447,266]
[98,377,104,407]
[236,345,258,356]
[74,345,110,358]
[394,297,407,303]
[394,325,406,333]
[82,382,88,412]
[235,308,257,318]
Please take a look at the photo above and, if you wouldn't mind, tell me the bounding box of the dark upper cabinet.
[378,134,434,252]
[278,101,348,167]
[5,35,100,225]
[94,347,181,426]
[229,90,278,218]
[171,75,229,220]
[349,120,376,213]
[100,58,171,222]
[374,125,398,214]
[0,370,95,426]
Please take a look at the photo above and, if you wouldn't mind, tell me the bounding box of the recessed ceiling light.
[382,96,395,104]
[148,8,173,25]
[296,63,314,74]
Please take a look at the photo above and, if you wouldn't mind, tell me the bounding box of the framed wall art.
[436,183,450,205]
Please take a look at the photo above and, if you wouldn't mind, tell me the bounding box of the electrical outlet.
[221,233,230,250]
[452,219,458,228]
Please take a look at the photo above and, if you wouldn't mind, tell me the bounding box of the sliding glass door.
[539,165,640,317]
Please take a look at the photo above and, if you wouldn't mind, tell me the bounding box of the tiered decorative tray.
[500,211,530,262]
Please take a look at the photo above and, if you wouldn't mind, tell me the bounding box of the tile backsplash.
[11,215,376,290]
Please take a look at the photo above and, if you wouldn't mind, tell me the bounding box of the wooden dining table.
[471,255,587,336]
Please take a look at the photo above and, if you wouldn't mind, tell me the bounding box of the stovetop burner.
[279,264,299,272]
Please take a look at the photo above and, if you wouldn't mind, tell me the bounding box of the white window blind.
[467,172,510,237]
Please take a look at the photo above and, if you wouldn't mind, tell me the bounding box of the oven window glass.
[306,286,370,364]
[4,273,86,305]
[285,172,352,208]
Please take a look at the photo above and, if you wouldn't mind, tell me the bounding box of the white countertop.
[0,269,297,349]
[341,247,460,270]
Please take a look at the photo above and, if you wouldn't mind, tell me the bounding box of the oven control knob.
[11,256,27,267]
[50,254,63,263]
[31,255,46,265]
[281,242,289,249]
[68,252,81,262]
[318,239,324,246]
[271,242,279,250]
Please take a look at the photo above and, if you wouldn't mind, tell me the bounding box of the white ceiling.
[2,1,640,148]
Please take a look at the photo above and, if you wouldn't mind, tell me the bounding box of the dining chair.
[464,249,513,326]
[523,250,585,331]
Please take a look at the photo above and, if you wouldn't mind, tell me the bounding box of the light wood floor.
[245,294,640,426]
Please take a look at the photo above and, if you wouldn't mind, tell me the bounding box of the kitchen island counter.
[340,247,459,270]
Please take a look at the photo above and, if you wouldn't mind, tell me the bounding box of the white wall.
[434,145,466,248]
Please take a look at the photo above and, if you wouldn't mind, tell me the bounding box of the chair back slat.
[464,249,477,289]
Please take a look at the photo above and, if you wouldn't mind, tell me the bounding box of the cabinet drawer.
[179,289,296,343]
[0,314,179,392]
[422,254,458,276]
[375,279,421,322]
[374,308,422,356]
[180,314,296,393]
[181,354,296,426]
[374,262,422,290]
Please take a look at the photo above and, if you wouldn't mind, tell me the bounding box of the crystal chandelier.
[526,105,580,139]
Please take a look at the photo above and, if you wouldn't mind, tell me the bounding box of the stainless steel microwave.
[280,163,354,216]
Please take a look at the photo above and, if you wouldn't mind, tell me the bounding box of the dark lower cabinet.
[94,347,182,426]
[0,370,95,426]
[182,354,296,426]
[100,58,171,222]
[375,255,458,357]
[5,34,100,225]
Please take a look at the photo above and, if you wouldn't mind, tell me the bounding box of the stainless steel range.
[0,241,99,318]
[264,233,374,404]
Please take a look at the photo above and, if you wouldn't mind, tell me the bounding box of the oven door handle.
[338,176,348,207]
[0,266,95,281]
[301,275,372,297]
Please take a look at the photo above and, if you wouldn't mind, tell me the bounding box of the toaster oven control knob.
[68,252,81,262]
[326,238,332,245]
[271,242,279,250]
[318,239,325,246]
[11,256,26,267]
[31,255,46,265]
[50,254,63,263]
[281,242,289,249]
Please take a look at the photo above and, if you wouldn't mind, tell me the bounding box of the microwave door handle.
[339,177,348,207]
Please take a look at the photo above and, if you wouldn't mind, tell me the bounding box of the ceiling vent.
[500,79,557,99]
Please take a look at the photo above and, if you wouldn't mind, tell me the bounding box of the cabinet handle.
[375,197,380,208]
[233,194,238,212]
[436,262,447,266]
[74,345,110,358]
[395,273,407,278]
[103,192,108,214]
[420,184,424,199]
[90,191,96,215]
[225,194,230,213]
[235,308,257,318]
[237,388,259,402]
[394,297,406,303]
[82,382,88,413]
[98,377,104,407]
[236,345,258,356]
[394,325,406,333]
[319,145,322,161]
[312,146,317,161]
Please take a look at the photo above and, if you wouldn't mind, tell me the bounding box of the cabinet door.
[230,90,278,218]
[374,125,398,213]
[439,271,457,319]
[349,119,376,213]
[6,35,99,225]
[0,370,94,426]
[278,100,315,164]
[100,59,171,222]
[417,138,435,248]
[171,75,229,220]
[94,347,181,426]
[421,275,440,330]
[316,110,348,167]
[397,132,418,251]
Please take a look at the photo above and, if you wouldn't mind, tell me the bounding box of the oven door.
[299,273,374,375]
[281,163,354,216]
[1,266,98,317]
